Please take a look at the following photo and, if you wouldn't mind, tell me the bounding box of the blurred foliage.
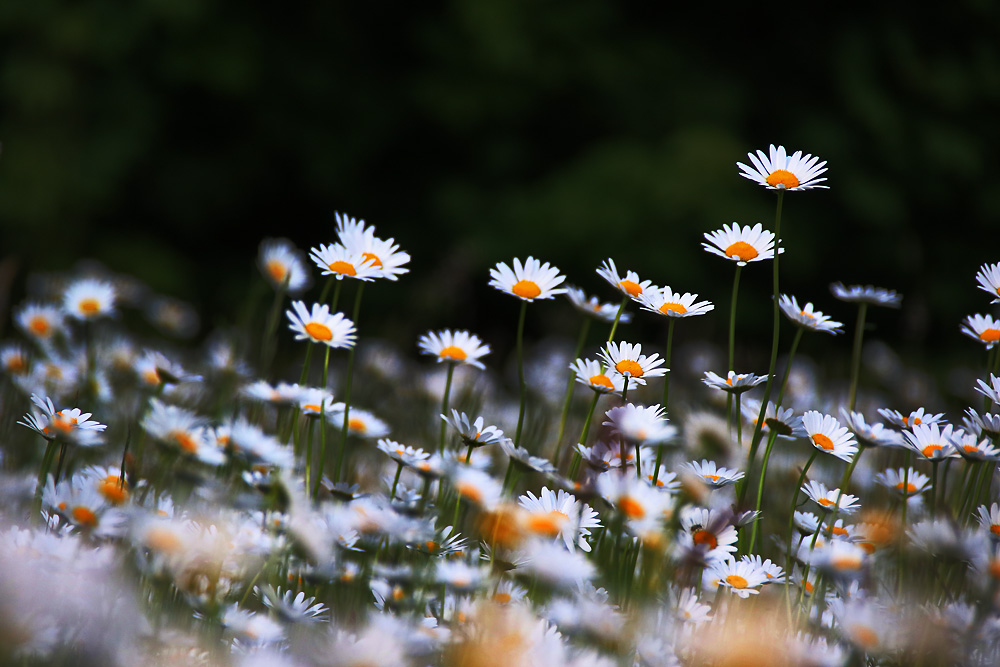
[1,1,999,372]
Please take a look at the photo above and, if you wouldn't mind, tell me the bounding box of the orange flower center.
[724,241,759,262]
[725,574,748,589]
[99,476,129,505]
[589,374,613,390]
[615,359,644,378]
[527,511,568,537]
[833,554,863,571]
[812,433,835,451]
[659,302,687,315]
[618,280,642,297]
[348,418,366,433]
[455,482,482,504]
[619,495,645,519]
[171,431,198,453]
[765,169,800,189]
[980,328,1000,343]
[692,529,718,549]
[922,444,943,458]
[705,474,721,482]
[851,625,879,649]
[145,527,182,553]
[990,525,1000,536]
[29,316,50,336]
[266,259,288,283]
[493,592,512,604]
[79,298,100,314]
[830,525,849,537]
[439,345,467,361]
[303,404,321,412]
[305,322,333,341]
[648,474,666,487]
[512,280,541,299]
[362,251,383,269]
[328,260,357,276]
[7,356,26,373]
[72,506,98,527]
[964,445,980,454]
[143,369,161,386]
[896,482,918,494]
[817,498,835,507]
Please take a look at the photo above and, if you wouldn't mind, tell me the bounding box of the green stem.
[847,303,868,411]
[438,362,455,454]
[389,462,403,501]
[553,318,592,464]
[259,276,290,378]
[930,460,940,516]
[312,345,333,498]
[775,328,804,408]
[748,430,779,554]
[32,440,60,523]
[334,283,365,483]
[513,300,529,450]
[784,449,818,590]
[303,418,316,496]
[652,321,675,485]
[620,379,630,474]
[607,297,628,343]
[728,265,742,372]
[568,392,601,479]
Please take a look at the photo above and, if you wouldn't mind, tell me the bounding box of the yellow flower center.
[79,298,100,314]
[692,529,718,549]
[922,444,943,458]
[659,302,687,315]
[833,554,863,571]
[303,404,321,412]
[618,279,642,297]
[527,511,568,537]
[980,328,1000,343]
[99,476,129,505]
[145,527,182,553]
[851,625,879,649]
[896,482,917,494]
[765,169,800,189]
[991,525,1000,536]
[817,498,835,507]
[439,345,467,361]
[72,506,98,527]
[348,418,366,433]
[511,280,541,299]
[305,322,333,341]
[705,474,721,482]
[455,482,482,504]
[143,369,161,386]
[619,495,645,519]
[171,431,198,453]
[29,316,50,336]
[615,359,644,378]
[803,580,814,593]
[724,241,759,262]
[830,525,849,537]
[362,251,383,269]
[812,433,835,451]
[589,374,613,390]
[493,592,512,604]
[725,574,748,589]
[266,259,288,283]
[328,260,357,276]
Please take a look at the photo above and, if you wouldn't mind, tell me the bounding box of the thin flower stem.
[389,462,403,501]
[32,439,59,523]
[930,460,940,516]
[465,443,474,464]
[334,283,365,483]
[259,275,290,378]
[438,362,455,454]
[303,418,316,496]
[607,297,628,344]
[847,303,868,411]
[728,265,742,372]
[775,327,804,408]
[513,300,529,449]
[568,392,601,479]
[652,321,675,486]
[620,379,630,477]
[784,449,818,592]
[312,345,333,498]
[748,430,779,554]
[553,318,592,464]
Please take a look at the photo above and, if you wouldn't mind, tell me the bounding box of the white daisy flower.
[975,374,1000,406]
[802,410,858,462]
[243,380,304,405]
[603,403,675,445]
[708,557,769,598]
[296,387,337,416]
[596,472,671,523]
[743,400,805,439]
[702,222,781,266]
[286,301,356,348]
[680,507,738,558]
[63,278,116,320]
[680,459,745,487]
[702,370,767,395]
[595,258,653,299]
[308,243,380,281]
[564,286,632,323]
[801,480,860,514]
[327,405,390,439]
[141,399,224,465]
[257,238,312,293]
[518,539,596,587]
[258,586,328,624]
[877,406,945,430]
[963,407,1000,440]
[975,503,1000,537]
[518,486,600,552]
[830,282,902,308]
[15,303,64,342]
[449,466,502,509]
[962,313,1000,349]
[953,430,1000,461]
[674,587,713,624]
[417,330,490,369]
[808,539,867,577]
[377,439,430,467]
[441,410,505,447]
[598,341,666,385]
[874,467,930,497]
[737,144,828,191]
[778,295,844,334]
[488,257,567,301]
[335,212,411,281]
[569,358,625,395]
[18,393,106,446]
[975,261,1000,304]
[636,285,715,318]
[840,409,905,448]
[902,422,959,460]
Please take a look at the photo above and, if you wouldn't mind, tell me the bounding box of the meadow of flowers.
[3,145,1000,666]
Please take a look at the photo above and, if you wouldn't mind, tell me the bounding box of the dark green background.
[1,2,998,377]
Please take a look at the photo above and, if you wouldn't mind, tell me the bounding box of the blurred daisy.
[801,480,860,514]
[874,467,930,497]
[258,238,312,293]
[417,330,490,369]
[63,278,116,320]
[519,539,596,588]
[596,472,671,523]
[598,341,666,385]
[830,282,902,308]
[286,301,356,348]
[596,258,653,299]
[975,503,1000,537]
[308,243,380,281]
[258,586,328,624]
[18,393,106,446]
[840,409,904,448]
[902,422,959,460]
[377,439,430,468]
[134,350,200,387]
[681,459,745,487]
[489,257,566,301]
[518,486,600,551]
[297,387,337,416]
[335,212,411,281]
[1,344,30,375]
[802,411,858,462]
[142,399,224,465]
[962,313,1000,348]
[603,403,675,445]
[327,405,390,439]
[565,286,632,323]
[975,261,1000,304]
[702,370,767,395]
[636,286,714,318]
[569,358,625,395]
[441,410,505,448]
[450,466,502,509]
[877,406,945,430]
[15,303,64,343]
[778,295,843,334]
[243,380,304,406]
[743,400,805,439]
[964,407,1000,440]
[702,222,782,266]
[737,144,828,191]
[975,374,1000,406]
[808,539,867,577]
[499,438,557,475]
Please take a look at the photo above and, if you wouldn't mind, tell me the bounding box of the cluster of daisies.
[2,145,1000,667]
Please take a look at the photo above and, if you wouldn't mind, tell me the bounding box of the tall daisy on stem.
[418,330,491,453]
[489,257,566,450]
[257,238,312,377]
[830,282,901,411]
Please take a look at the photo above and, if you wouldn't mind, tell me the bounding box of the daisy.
[708,557,769,598]
[519,487,601,552]
[335,212,410,281]
[877,406,945,430]
[220,418,294,468]
[15,303,64,343]
[674,588,713,624]
[595,258,653,299]
[596,472,671,523]
[450,466,502,509]
[636,286,715,318]
[953,430,1000,462]
[874,467,931,497]
[603,403,676,445]
[18,393,106,446]
[808,540,867,577]
[499,438,557,475]
[296,387,337,416]
[737,144,828,191]
[975,503,1000,537]
[740,554,785,583]
[564,286,632,324]
[569,358,625,395]
[702,370,767,395]
[743,400,805,439]
[681,459,745,487]
[518,539,596,588]
[377,439,430,468]
[257,238,312,293]
[308,243,380,281]
[975,374,1000,406]
[0,344,30,375]
[286,301,356,348]
[778,295,844,334]
[134,350,200,387]
[243,380,304,406]
[258,586,328,624]
[141,399,224,465]
[441,410,505,448]
[830,282,902,308]
[840,409,904,448]
[801,480,860,514]
[961,313,1000,348]
[598,341,666,385]
[702,222,781,266]
[488,257,567,301]
[63,278,116,320]
[963,407,1000,440]
[802,411,858,462]
[417,330,490,369]
[902,422,959,460]
[680,507,739,558]
[327,405,390,439]
[975,261,1000,303]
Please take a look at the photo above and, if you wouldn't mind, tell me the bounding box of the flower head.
[335,212,411,281]
[603,403,675,445]
[702,370,767,395]
[441,410,504,447]
[63,278,116,320]
[569,358,625,395]
[417,330,490,369]
[636,286,714,319]
[308,243,380,281]
[286,301,356,348]
[258,238,312,293]
[598,341,666,385]
[702,222,781,266]
[962,314,1000,348]
[15,303,65,343]
[801,480,860,514]
[902,422,959,460]
[975,261,1000,304]
[489,257,566,301]
[778,295,843,334]
[595,258,653,299]
[830,282,902,308]
[802,411,858,462]
[680,459,745,488]
[565,287,632,323]
[737,144,828,191]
